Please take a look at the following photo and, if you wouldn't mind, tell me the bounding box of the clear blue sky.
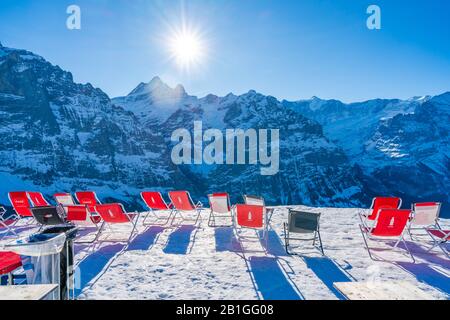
[0,0,449,102]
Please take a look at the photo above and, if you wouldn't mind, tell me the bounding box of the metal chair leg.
[317,230,325,256]
[401,238,416,263]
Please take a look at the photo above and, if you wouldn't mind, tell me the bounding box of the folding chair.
[208,193,233,227]
[360,208,415,262]
[426,228,449,258]
[233,204,269,253]
[244,195,275,223]
[0,251,22,285]
[0,206,18,239]
[8,192,35,227]
[93,203,139,243]
[283,210,324,256]
[168,191,203,225]
[359,197,402,225]
[55,193,102,243]
[243,195,265,206]
[141,191,173,226]
[54,193,77,206]
[27,192,51,207]
[75,191,102,213]
[408,202,442,239]
[30,206,66,227]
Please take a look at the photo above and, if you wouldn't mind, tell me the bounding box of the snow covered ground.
[2,206,449,300]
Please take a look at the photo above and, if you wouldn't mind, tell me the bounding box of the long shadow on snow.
[394,241,450,270]
[0,225,37,238]
[248,256,303,300]
[75,243,125,297]
[127,226,166,251]
[258,229,289,257]
[397,262,450,295]
[302,257,352,300]
[163,225,196,255]
[214,227,242,253]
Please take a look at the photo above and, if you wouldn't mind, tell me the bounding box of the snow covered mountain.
[283,94,449,216]
[112,75,369,206]
[0,44,192,208]
[0,43,447,215]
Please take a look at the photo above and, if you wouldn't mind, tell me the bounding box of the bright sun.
[168,29,205,70]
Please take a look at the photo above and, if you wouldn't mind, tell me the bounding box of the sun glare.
[168,28,205,70]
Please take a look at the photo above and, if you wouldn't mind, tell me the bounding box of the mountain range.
[0,43,448,216]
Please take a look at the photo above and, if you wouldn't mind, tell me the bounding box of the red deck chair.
[27,192,51,207]
[360,208,415,262]
[359,197,402,223]
[8,192,33,218]
[6,192,35,230]
[168,191,203,225]
[208,193,233,227]
[141,191,173,226]
[0,251,22,285]
[75,191,102,213]
[426,228,449,258]
[93,203,139,243]
[233,203,269,253]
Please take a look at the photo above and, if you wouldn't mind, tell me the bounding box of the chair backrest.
[371,209,411,237]
[168,191,195,211]
[368,197,402,220]
[244,195,265,207]
[235,204,264,229]
[141,192,170,210]
[27,192,50,207]
[62,205,91,224]
[94,203,130,223]
[288,210,321,234]
[8,192,33,217]
[54,193,76,206]
[411,202,441,226]
[75,191,101,212]
[208,193,231,214]
[30,206,65,226]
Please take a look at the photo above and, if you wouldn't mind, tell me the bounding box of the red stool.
[0,251,22,285]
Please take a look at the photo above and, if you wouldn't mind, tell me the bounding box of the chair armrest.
[359,216,372,233]
[358,208,369,217]
[0,208,20,221]
[125,211,139,221]
[195,201,203,209]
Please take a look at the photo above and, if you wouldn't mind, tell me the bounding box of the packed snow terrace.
[0,191,449,300]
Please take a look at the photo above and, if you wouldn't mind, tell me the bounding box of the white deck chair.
[54,193,101,243]
[208,193,233,227]
[408,202,442,239]
[244,195,274,223]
